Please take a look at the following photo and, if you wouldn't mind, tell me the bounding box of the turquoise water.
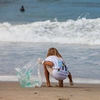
[0,0,100,22]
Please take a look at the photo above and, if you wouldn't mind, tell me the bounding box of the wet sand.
[0,82,100,100]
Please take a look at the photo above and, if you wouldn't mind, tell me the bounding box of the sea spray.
[0,18,100,45]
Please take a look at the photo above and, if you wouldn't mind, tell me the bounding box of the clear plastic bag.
[15,60,43,88]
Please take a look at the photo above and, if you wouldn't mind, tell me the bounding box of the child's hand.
[38,58,44,64]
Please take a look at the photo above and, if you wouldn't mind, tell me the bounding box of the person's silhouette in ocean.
[20,6,25,12]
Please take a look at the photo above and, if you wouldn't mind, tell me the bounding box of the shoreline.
[0,82,100,100]
[0,76,100,84]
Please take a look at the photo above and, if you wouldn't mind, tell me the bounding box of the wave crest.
[0,18,100,45]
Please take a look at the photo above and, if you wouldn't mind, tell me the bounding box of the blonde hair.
[46,47,62,58]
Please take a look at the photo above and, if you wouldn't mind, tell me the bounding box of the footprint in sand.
[58,97,69,100]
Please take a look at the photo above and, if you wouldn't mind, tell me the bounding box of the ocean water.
[0,0,100,84]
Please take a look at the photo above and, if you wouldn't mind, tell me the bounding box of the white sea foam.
[0,76,100,84]
[0,18,100,45]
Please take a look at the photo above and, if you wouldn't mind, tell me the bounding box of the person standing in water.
[20,6,25,12]
[38,47,74,87]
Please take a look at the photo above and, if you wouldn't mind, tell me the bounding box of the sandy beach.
[0,82,100,100]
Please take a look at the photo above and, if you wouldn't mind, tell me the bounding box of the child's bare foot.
[70,81,74,86]
[46,82,51,87]
[59,85,63,87]
[59,80,63,87]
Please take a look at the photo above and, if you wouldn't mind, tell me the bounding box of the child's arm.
[43,61,54,67]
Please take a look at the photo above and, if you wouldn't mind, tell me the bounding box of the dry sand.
[0,82,100,100]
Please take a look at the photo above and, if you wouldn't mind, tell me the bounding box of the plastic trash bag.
[15,60,43,88]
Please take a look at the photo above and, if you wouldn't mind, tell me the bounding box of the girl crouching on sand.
[38,47,74,87]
